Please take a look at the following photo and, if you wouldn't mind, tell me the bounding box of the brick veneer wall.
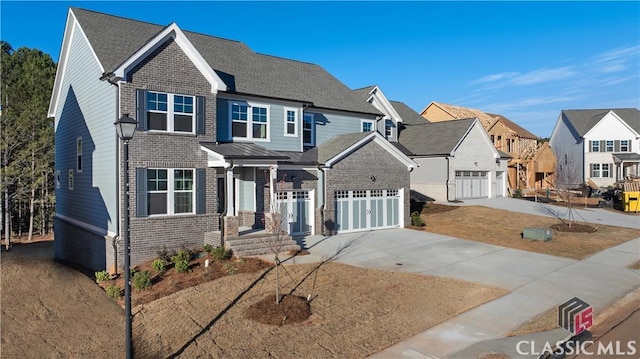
[323,140,411,234]
[115,38,220,267]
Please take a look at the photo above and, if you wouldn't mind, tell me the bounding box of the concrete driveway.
[448,196,640,229]
[287,228,640,358]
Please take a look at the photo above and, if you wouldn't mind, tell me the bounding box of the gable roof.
[69,7,379,115]
[398,118,476,156]
[487,113,538,139]
[319,132,415,170]
[390,101,429,126]
[423,101,538,139]
[560,108,640,137]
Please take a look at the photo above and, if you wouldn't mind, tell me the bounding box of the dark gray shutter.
[600,140,605,152]
[590,164,595,177]
[614,140,620,152]
[136,168,148,217]
[196,168,206,214]
[610,163,614,178]
[588,140,593,152]
[196,96,205,135]
[136,89,147,131]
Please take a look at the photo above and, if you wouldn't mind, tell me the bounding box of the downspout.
[101,71,121,274]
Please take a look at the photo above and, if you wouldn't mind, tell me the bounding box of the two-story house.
[48,8,415,273]
[421,101,555,192]
[549,108,640,188]
[354,87,509,201]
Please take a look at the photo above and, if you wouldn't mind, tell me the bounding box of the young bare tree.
[554,152,583,227]
[263,177,289,304]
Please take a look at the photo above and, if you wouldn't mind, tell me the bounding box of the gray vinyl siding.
[312,111,368,146]
[238,167,255,211]
[216,97,301,152]
[54,21,117,234]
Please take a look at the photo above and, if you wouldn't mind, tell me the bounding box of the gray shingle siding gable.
[398,119,474,156]
[562,108,640,137]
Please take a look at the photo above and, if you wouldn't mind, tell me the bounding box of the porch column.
[226,166,234,216]
[269,164,278,209]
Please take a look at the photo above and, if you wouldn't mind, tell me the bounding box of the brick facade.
[323,140,411,233]
[116,38,220,267]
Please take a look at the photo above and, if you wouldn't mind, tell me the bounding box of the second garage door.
[335,189,401,233]
[455,171,488,199]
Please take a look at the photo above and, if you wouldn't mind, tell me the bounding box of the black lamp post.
[114,114,137,359]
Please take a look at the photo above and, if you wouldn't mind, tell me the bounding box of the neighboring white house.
[549,108,640,188]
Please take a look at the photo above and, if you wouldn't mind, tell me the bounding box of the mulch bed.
[245,294,311,325]
[550,223,598,233]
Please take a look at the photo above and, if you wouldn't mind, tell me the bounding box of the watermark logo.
[558,296,593,335]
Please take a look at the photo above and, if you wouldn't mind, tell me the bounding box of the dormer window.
[303,113,315,147]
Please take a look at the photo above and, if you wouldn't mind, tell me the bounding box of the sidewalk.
[368,238,640,359]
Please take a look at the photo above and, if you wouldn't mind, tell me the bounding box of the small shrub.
[210,246,233,261]
[203,244,214,254]
[223,262,237,276]
[95,270,110,283]
[174,259,190,273]
[411,211,425,227]
[132,270,152,291]
[106,285,122,299]
[151,258,167,274]
[513,188,523,198]
[171,249,192,264]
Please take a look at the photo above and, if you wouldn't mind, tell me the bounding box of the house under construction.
[421,102,556,193]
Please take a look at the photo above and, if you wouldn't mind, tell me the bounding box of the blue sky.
[1,1,639,137]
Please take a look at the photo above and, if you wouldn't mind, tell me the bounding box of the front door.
[275,190,314,235]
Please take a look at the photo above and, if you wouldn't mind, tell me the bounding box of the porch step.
[225,234,300,257]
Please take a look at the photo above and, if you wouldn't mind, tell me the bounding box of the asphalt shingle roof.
[561,108,640,137]
[71,7,379,115]
[397,119,475,156]
[390,101,429,125]
[317,132,372,163]
[200,142,289,160]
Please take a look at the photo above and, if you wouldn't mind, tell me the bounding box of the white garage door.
[275,190,314,235]
[455,171,488,199]
[335,189,401,233]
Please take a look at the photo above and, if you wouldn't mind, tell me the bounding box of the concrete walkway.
[283,227,640,359]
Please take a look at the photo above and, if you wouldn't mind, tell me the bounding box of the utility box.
[522,227,552,242]
[623,191,639,213]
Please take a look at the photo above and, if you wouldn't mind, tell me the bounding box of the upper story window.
[591,140,600,152]
[303,113,315,147]
[229,101,269,141]
[605,140,614,152]
[146,91,195,133]
[76,137,83,173]
[361,120,375,132]
[284,108,298,137]
[385,120,394,139]
[621,140,630,152]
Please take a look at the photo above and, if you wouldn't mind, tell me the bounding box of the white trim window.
[76,137,83,173]
[147,168,195,215]
[361,119,375,132]
[229,101,270,140]
[303,113,315,147]
[605,140,614,152]
[385,119,394,139]
[591,163,602,177]
[601,163,610,178]
[620,140,630,152]
[284,108,298,137]
[147,91,195,133]
[591,140,600,152]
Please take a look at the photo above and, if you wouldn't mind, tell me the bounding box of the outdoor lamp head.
[115,114,137,141]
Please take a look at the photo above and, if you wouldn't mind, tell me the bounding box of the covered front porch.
[613,153,640,181]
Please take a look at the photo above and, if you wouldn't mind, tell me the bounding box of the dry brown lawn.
[416,204,639,260]
[629,260,640,270]
[2,239,508,359]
